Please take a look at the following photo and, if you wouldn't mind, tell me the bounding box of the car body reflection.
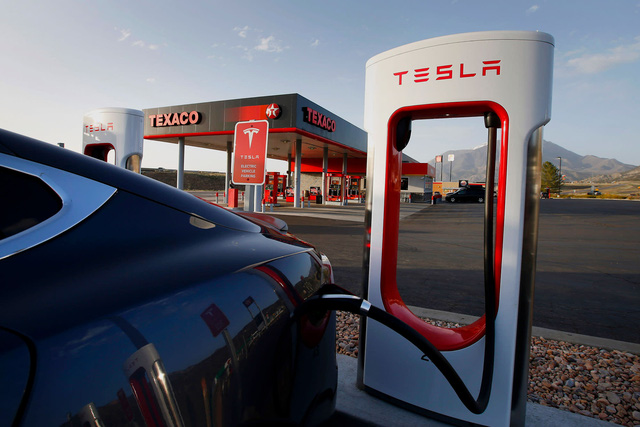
[0,129,337,426]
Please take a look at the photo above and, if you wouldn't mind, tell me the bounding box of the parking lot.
[271,198,640,344]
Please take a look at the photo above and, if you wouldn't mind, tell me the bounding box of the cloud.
[233,45,253,61]
[526,5,539,14]
[563,48,586,58]
[254,35,284,53]
[115,28,161,51]
[566,37,640,74]
[234,26,250,38]
[116,28,131,42]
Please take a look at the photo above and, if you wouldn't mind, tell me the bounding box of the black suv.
[445,186,486,203]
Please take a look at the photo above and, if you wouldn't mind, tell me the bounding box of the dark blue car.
[0,129,337,426]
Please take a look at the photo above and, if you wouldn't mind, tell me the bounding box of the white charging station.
[83,108,144,173]
[359,31,554,425]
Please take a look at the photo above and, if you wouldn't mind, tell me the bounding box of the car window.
[0,167,62,240]
[0,155,116,260]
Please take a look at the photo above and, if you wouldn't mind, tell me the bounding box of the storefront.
[400,163,436,203]
[143,94,368,208]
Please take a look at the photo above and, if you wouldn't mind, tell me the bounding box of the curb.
[333,354,611,426]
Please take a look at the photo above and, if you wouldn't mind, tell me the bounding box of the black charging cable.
[293,293,493,414]
[294,112,501,415]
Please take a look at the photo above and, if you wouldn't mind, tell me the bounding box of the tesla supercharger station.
[359,31,554,426]
[83,108,144,173]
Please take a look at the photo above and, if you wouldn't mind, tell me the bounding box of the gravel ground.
[335,311,640,426]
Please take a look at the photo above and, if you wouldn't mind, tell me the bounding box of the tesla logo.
[302,107,336,132]
[149,111,202,127]
[85,122,114,133]
[266,103,281,119]
[393,60,501,85]
[243,127,260,148]
[233,120,269,185]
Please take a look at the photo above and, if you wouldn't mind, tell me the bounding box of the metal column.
[254,185,263,212]
[323,146,328,205]
[294,139,302,208]
[244,186,254,212]
[287,152,292,189]
[342,152,348,205]
[225,141,232,204]
[177,137,185,190]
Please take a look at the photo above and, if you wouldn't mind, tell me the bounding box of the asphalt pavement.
[261,198,640,345]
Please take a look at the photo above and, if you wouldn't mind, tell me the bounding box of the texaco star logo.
[266,103,281,119]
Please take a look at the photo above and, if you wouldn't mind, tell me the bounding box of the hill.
[430,141,637,183]
[142,169,231,191]
[579,165,640,183]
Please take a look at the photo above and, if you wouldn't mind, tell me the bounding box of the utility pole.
[556,156,562,179]
[557,156,562,194]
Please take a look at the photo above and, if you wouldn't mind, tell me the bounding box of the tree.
[541,161,563,193]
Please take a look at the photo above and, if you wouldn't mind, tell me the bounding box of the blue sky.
[1,0,639,172]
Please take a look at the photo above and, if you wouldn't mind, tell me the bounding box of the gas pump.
[355,31,554,425]
[278,175,287,197]
[327,174,342,202]
[265,172,280,205]
[346,176,362,200]
[83,108,144,173]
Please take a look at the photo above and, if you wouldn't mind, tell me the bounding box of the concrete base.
[332,354,610,426]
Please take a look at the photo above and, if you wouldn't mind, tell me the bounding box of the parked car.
[445,186,486,203]
[0,129,337,426]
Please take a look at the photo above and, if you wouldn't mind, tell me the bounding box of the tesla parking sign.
[201,303,230,337]
[233,120,269,185]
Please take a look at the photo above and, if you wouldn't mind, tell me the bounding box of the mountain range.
[429,141,637,183]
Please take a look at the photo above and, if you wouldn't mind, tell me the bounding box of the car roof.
[0,129,258,232]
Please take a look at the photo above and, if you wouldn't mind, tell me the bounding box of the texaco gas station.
[83,93,434,210]
[144,93,372,209]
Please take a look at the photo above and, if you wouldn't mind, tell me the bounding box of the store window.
[400,178,409,191]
